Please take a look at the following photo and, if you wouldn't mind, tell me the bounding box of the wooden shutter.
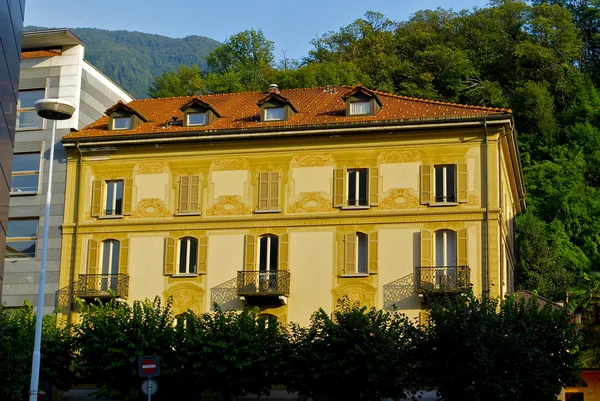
[333,168,346,208]
[457,228,468,266]
[344,232,356,274]
[244,234,256,271]
[420,229,433,267]
[197,236,208,274]
[91,180,102,217]
[368,167,380,206]
[368,231,378,274]
[457,163,468,203]
[279,233,289,271]
[269,172,279,210]
[419,309,430,327]
[190,176,201,212]
[420,165,432,205]
[164,237,176,276]
[122,178,133,216]
[88,239,99,274]
[178,176,190,213]
[258,172,270,210]
[119,238,129,275]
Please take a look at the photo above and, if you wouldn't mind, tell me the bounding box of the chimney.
[269,83,279,93]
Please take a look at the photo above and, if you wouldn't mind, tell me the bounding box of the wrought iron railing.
[237,270,291,297]
[76,274,129,299]
[415,266,470,294]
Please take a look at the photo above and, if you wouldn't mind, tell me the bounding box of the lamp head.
[35,98,75,120]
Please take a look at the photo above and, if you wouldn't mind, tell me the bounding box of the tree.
[148,64,206,98]
[421,292,581,401]
[281,298,422,401]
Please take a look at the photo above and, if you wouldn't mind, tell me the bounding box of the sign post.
[138,356,160,401]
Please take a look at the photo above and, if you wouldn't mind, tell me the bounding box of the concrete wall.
[0,0,25,300]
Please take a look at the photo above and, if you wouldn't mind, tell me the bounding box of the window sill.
[174,212,201,216]
[10,191,39,196]
[98,215,124,219]
[429,202,459,207]
[341,206,370,210]
[172,273,199,278]
[16,127,43,132]
[340,273,369,278]
[254,209,282,214]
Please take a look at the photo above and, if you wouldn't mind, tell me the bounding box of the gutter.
[483,120,490,294]
[67,142,84,325]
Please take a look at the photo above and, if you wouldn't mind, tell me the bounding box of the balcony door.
[435,230,457,288]
[101,240,120,292]
[259,235,279,292]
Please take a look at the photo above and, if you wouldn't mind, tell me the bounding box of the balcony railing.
[76,274,129,299]
[237,270,291,297]
[415,266,470,294]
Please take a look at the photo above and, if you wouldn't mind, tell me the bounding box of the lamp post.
[29,98,75,401]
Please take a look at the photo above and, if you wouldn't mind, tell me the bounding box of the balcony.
[415,266,470,295]
[237,270,290,305]
[76,274,130,300]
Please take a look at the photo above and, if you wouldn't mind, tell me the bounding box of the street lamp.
[29,98,75,401]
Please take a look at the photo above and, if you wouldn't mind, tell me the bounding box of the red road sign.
[138,356,160,377]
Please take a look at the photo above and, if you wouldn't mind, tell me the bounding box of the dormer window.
[112,116,132,130]
[265,107,285,121]
[187,112,207,126]
[350,101,372,116]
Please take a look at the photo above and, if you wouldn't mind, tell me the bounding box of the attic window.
[187,112,207,126]
[265,107,285,121]
[350,101,371,116]
[113,116,132,130]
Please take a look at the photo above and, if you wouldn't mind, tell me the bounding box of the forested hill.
[24,26,220,97]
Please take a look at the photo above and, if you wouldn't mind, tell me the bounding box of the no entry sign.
[138,356,160,377]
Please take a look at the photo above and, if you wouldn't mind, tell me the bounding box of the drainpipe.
[483,120,490,294]
[67,141,83,325]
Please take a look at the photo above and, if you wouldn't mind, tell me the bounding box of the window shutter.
[258,172,270,211]
[457,228,468,266]
[420,165,432,205]
[419,309,430,327]
[457,163,468,203]
[123,178,133,216]
[269,172,279,210]
[190,176,201,213]
[164,237,176,276]
[344,232,356,274]
[333,168,345,208]
[279,233,289,271]
[420,229,433,267]
[91,180,102,217]
[368,167,380,206]
[119,238,129,275]
[197,236,208,274]
[179,176,190,213]
[88,239,99,274]
[368,231,378,274]
[245,234,256,270]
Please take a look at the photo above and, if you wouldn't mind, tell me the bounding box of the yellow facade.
[57,88,524,327]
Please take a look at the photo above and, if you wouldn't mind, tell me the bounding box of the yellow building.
[57,84,525,326]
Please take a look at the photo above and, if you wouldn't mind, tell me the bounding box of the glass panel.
[189,238,198,273]
[179,239,189,274]
[435,230,457,267]
[269,236,279,271]
[358,169,368,206]
[265,107,285,121]
[350,101,371,115]
[111,241,120,275]
[447,231,457,266]
[566,393,584,401]
[435,166,444,202]
[436,232,445,267]
[6,240,36,258]
[17,110,43,129]
[348,170,357,205]
[259,236,269,270]
[18,90,44,109]
[106,181,123,215]
[106,182,115,214]
[446,165,456,202]
[187,112,206,125]
[357,233,367,273]
[11,174,39,193]
[115,181,123,214]
[113,117,131,130]
[102,241,111,275]
[12,153,40,172]
[7,219,38,238]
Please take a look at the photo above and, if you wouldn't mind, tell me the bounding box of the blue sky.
[24,0,491,61]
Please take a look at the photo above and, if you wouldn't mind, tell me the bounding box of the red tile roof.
[63,85,511,140]
[21,48,62,59]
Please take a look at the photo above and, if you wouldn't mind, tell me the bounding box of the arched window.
[435,229,456,267]
[178,237,198,274]
[259,314,279,329]
[259,234,279,271]
[101,239,120,291]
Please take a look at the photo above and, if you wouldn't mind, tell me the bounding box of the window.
[349,101,371,115]
[112,116,132,130]
[16,89,44,130]
[265,107,285,121]
[6,218,38,258]
[11,152,41,194]
[101,239,120,291]
[178,237,198,274]
[244,233,289,272]
[187,112,206,126]
[419,229,469,292]
[259,234,279,271]
[257,172,280,212]
[565,393,584,401]
[341,231,377,276]
[435,230,457,267]
[105,180,124,215]
[434,165,456,203]
[333,167,379,208]
[259,314,279,329]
